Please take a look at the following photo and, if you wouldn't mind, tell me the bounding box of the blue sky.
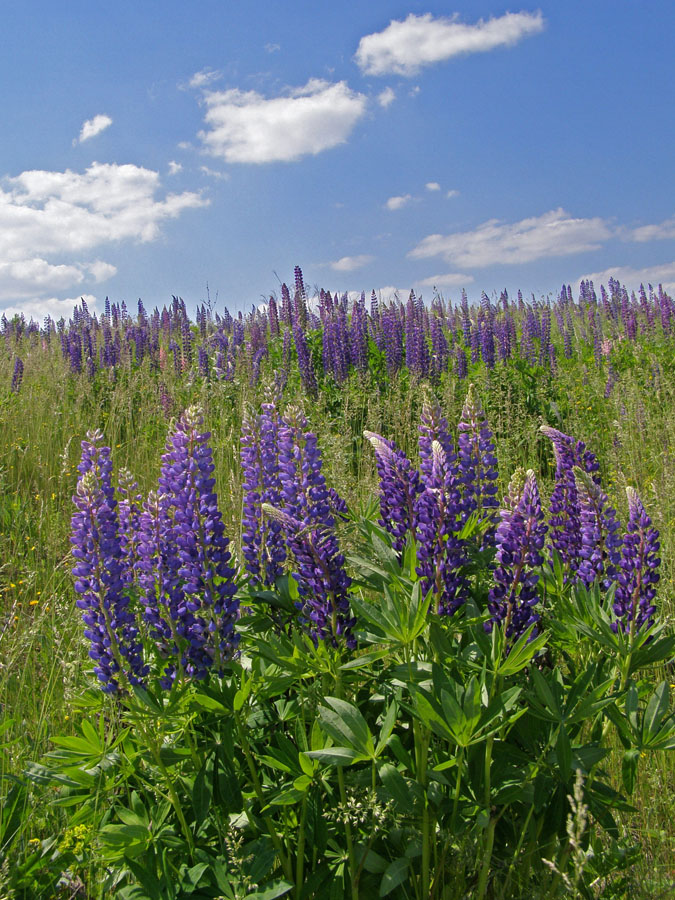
[2,0,674,319]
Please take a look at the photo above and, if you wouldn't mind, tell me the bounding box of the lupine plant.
[13,385,673,900]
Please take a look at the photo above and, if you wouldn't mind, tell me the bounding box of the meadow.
[0,270,674,899]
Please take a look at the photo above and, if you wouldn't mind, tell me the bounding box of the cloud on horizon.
[409,208,612,267]
[0,161,206,303]
[330,254,374,272]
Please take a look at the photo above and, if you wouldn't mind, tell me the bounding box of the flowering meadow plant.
[4,273,675,899]
[11,387,663,900]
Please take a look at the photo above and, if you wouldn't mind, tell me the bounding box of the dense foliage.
[0,271,674,899]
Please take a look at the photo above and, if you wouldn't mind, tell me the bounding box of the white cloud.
[87,260,117,282]
[355,11,545,76]
[168,160,183,175]
[0,161,206,302]
[418,272,474,288]
[386,193,412,211]
[74,114,112,145]
[265,42,281,54]
[197,79,367,164]
[425,182,441,192]
[1,294,99,322]
[446,189,459,199]
[377,87,396,108]
[409,208,612,267]
[577,262,675,295]
[188,68,222,89]
[629,217,675,243]
[330,254,374,272]
[199,165,230,180]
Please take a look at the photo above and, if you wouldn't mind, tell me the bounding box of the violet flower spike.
[613,487,660,636]
[487,469,547,647]
[364,431,423,555]
[71,432,146,693]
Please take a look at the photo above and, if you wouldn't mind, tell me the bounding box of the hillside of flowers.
[0,268,674,899]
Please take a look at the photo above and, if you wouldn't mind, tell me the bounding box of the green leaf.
[622,749,640,795]
[192,761,212,826]
[340,648,392,670]
[497,628,548,676]
[305,747,364,765]
[378,763,418,808]
[319,697,375,757]
[247,880,294,900]
[643,681,670,742]
[375,700,398,758]
[379,857,410,897]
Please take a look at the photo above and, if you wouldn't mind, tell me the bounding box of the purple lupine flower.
[277,406,336,529]
[117,467,143,588]
[604,364,618,398]
[263,505,354,646]
[540,426,600,576]
[418,394,454,483]
[457,384,499,535]
[71,431,146,693]
[240,404,286,586]
[364,431,423,554]
[429,315,448,382]
[382,306,403,376]
[487,469,547,646]
[613,488,660,635]
[150,407,239,681]
[198,345,210,379]
[414,439,468,614]
[538,306,551,367]
[573,467,622,590]
[11,357,23,393]
[292,318,317,397]
[455,345,467,380]
[349,297,369,373]
[460,290,471,346]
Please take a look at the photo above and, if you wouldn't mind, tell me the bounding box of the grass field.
[0,279,674,899]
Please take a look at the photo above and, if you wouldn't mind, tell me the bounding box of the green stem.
[475,735,495,900]
[415,722,432,899]
[451,746,464,834]
[234,711,293,883]
[144,725,195,860]
[295,793,308,897]
[337,764,358,900]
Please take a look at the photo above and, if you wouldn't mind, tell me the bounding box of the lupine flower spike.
[487,469,547,647]
[71,431,146,693]
[364,431,423,555]
[613,487,660,636]
[457,384,499,539]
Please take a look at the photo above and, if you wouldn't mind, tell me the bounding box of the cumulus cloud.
[0,161,206,302]
[197,79,368,164]
[446,189,459,199]
[418,272,474,288]
[75,114,112,145]
[377,87,396,108]
[409,208,612,267]
[577,262,675,295]
[386,194,412,211]
[188,68,222,89]
[168,160,183,175]
[330,254,374,272]
[355,11,545,76]
[629,217,675,243]
[1,294,99,322]
[425,182,441,192]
